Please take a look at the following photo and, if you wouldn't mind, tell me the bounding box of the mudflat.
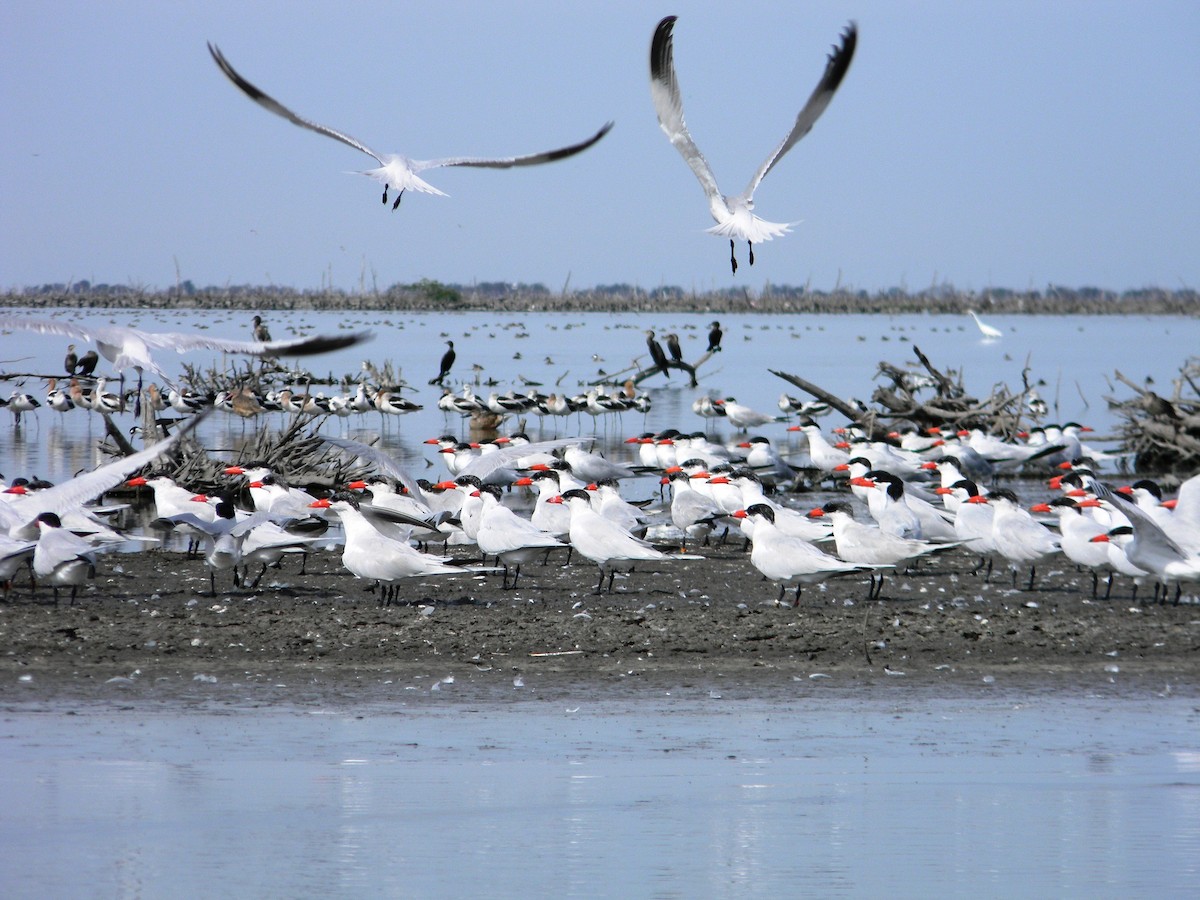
[3,541,1196,700]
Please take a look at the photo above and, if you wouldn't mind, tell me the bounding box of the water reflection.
[2,692,1197,896]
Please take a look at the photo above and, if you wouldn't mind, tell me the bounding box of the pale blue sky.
[2,1,1197,294]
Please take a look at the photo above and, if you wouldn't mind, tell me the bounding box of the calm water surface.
[1,681,1197,897]
[2,308,1196,484]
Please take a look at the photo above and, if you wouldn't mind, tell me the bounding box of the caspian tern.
[1094,483,1200,603]
[986,490,1061,590]
[0,411,207,539]
[649,16,857,274]
[551,489,681,594]
[32,512,101,604]
[812,501,957,600]
[474,484,565,589]
[1030,496,1111,597]
[733,504,879,606]
[663,469,725,548]
[208,43,612,211]
[312,495,483,605]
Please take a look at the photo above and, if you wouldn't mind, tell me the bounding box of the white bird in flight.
[0,315,371,394]
[208,43,613,210]
[649,16,857,274]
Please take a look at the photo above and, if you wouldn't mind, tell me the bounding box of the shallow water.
[2,680,1197,897]
[2,307,1196,484]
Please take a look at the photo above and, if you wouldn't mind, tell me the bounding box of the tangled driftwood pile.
[773,345,1044,440]
[1107,358,1200,472]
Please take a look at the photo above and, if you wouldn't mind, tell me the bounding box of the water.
[3,308,1198,895]
[1,681,1196,897]
[2,307,1196,484]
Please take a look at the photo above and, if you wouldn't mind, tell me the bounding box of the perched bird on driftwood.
[645,330,671,379]
[665,333,683,363]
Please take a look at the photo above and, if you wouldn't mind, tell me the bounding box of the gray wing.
[415,122,613,171]
[140,328,372,358]
[457,437,589,482]
[24,411,209,522]
[649,16,724,206]
[742,22,857,199]
[0,315,121,346]
[1098,481,1188,562]
[321,435,427,505]
[208,42,386,165]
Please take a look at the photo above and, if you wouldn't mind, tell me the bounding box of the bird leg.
[392,189,404,211]
[792,583,803,607]
[729,239,738,275]
[382,185,389,205]
[748,242,755,266]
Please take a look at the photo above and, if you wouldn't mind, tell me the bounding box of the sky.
[2,1,1197,295]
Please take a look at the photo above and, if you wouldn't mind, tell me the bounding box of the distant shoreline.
[2,284,1197,316]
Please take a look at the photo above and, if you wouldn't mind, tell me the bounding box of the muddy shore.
[3,540,1197,701]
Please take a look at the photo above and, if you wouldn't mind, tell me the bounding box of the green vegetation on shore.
[2,281,1196,315]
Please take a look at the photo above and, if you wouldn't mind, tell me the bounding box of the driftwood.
[1106,360,1200,472]
[774,345,1042,439]
[592,350,713,389]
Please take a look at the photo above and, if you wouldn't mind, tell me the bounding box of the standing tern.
[649,16,857,274]
[208,43,612,210]
[552,489,682,594]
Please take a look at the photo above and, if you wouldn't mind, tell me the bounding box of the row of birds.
[1,316,729,425]
[206,16,857,274]
[3,419,1197,609]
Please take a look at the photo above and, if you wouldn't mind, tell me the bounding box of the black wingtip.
[650,16,679,81]
[827,21,858,87]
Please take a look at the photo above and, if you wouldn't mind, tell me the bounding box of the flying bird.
[208,43,613,210]
[0,315,371,394]
[649,16,857,274]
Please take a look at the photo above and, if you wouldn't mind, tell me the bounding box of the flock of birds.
[3,18,1196,612]
[3,372,1199,610]
[207,15,858,274]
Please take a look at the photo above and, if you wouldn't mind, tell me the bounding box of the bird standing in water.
[430,340,456,386]
[64,345,78,375]
[251,315,272,342]
[707,321,723,353]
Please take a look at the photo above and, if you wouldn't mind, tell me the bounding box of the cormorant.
[74,350,100,377]
[430,340,456,386]
[707,321,723,353]
[645,330,671,378]
[665,333,683,363]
